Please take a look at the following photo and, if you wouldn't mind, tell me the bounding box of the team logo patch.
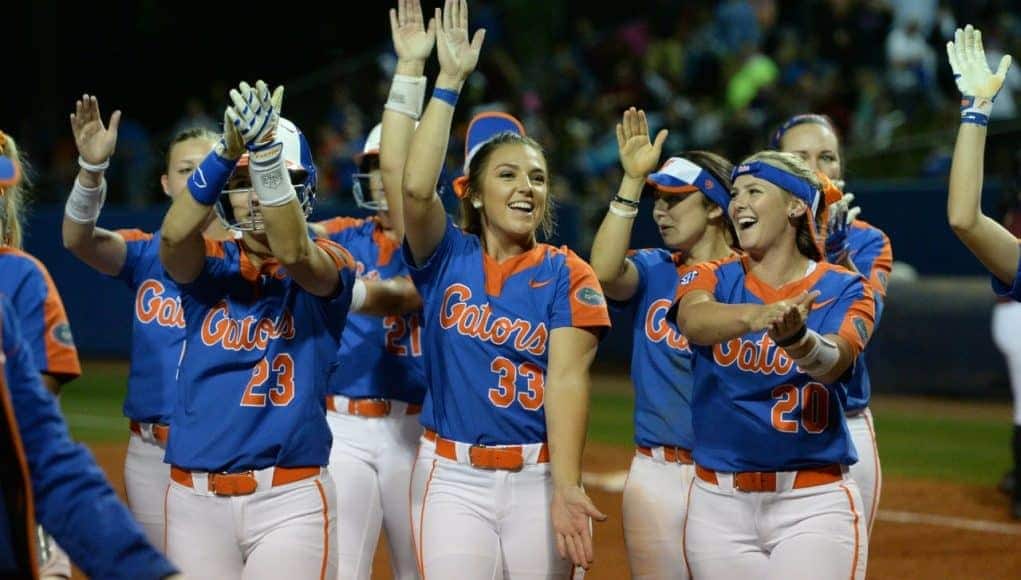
[679,270,699,286]
[52,323,74,347]
[876,270,889,291]
[853,317,870,343]
[575,287,606,306]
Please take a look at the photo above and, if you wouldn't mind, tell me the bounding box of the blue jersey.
[842,220,891,410]
[165,238,356,472]
[109,229,186,423]
[992,241,1021,301]
[673,255,876,472]
[318,217,426,403]
[0,248,81,381]
[618,249,694,450]
[407,217,611,444]
[0,297,176,579]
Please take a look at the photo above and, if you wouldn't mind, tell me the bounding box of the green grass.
[60,365,129,442]
[63,363,1014,487]
[873,411,1011,486]
[587,388,1013,487]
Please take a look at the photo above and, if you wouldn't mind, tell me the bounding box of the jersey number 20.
[771,382,829,433]
[241,354,295,407]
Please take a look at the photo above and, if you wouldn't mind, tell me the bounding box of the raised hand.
[947,24,1013,124]
[227,81,284,163]
[390,0,436,62]
[767,291,820,344]
[70,95,121,168]
[552,485,607,569]
[616,107,668,179]
[435,0,486,83]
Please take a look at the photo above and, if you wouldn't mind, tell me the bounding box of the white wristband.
[792,329,841,377]
[385,74,427,120]
[64,177,107,224]
[608,202,639,218]
[249,156,297,207]
[77,155,110,173]
[350,278,367,312]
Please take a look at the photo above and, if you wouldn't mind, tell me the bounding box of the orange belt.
[170,465,320,496]
[325,396,422,417]
[423,429,549,471]
[695,464,843,492]
[637,445,693,464]
[129,421,170,444]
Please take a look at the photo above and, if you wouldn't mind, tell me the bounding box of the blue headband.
[768,114,836,149]
[731,161,821,218]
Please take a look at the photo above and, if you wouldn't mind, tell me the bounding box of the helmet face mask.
[215,117,318,232]
[352,166,388,212]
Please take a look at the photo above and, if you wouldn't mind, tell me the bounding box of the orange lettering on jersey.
[439,284,548,356]
[200,301,296,351]
[643,299,690,351]
[135,279,185,328]
[713,334,794,376]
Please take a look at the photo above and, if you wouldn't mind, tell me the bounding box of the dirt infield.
[74,440,1021,580]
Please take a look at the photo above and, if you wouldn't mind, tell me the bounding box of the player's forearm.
[403,79,460,204]
[357,278,422,316]
[545,370,590,489]
[261,202,314,267]
[590,177,644,300]
[780,332,856,384]
[159,195,210,283]
[61,220,126,276]
[948,123,987,233]
[677,300,759,345]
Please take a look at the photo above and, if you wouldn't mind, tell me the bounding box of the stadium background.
[7,0,1021,577]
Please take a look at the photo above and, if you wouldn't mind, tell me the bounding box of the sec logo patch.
[52,322,75,347]
[853,317,870,343]
[575,287,606,306]
[679,270,699,286]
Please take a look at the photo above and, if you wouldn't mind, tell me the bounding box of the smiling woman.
[671,149,878,579]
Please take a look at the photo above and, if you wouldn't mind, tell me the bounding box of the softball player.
[0,130,82,579]
[673,151,874,579]
[396,2,610,576]
[62,95,233,547]
[310,120,425,579]
[945,25,1019,515]
[159,82,356,579]
[946,26,1019,300]
[771,113,891,530]
[589,107,737,580]
[0,292,182,580]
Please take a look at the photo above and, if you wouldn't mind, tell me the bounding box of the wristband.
[187,151,237,206]
[64,177,107,224]
[612,194,640,209]
[960,95,993,126]
[77,155,110,173]
[608,203,638,218]
[433,87,459,108]
[249,155,298,207]
[773,324,807,348]
[385,74,427,120]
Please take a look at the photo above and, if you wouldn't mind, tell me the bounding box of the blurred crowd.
[24,0,1021,229]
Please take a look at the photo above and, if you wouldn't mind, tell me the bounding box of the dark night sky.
[9,0,393,159]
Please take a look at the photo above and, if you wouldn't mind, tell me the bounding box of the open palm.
[616,107,667,179]
[435,0,485,82]
[70,95,120,166]
[390,0,435,61]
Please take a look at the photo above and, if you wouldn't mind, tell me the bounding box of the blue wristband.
[433,87,459,108]
[187,151,237,206]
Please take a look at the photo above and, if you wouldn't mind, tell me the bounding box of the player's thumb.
[652,129,669,152]
[996,54,1013,80]
[799,290,821,311]
[108,110,122,136]
[585,500,608,521]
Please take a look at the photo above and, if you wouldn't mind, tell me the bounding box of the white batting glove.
[226,81,284,165]
[947,24,1013,125]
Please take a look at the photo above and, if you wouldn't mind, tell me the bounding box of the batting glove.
[227,80,284,165]
[947,24,1013,126]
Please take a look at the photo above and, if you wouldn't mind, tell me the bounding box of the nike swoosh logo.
[529,279,553,289]
[811,298,836,310]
